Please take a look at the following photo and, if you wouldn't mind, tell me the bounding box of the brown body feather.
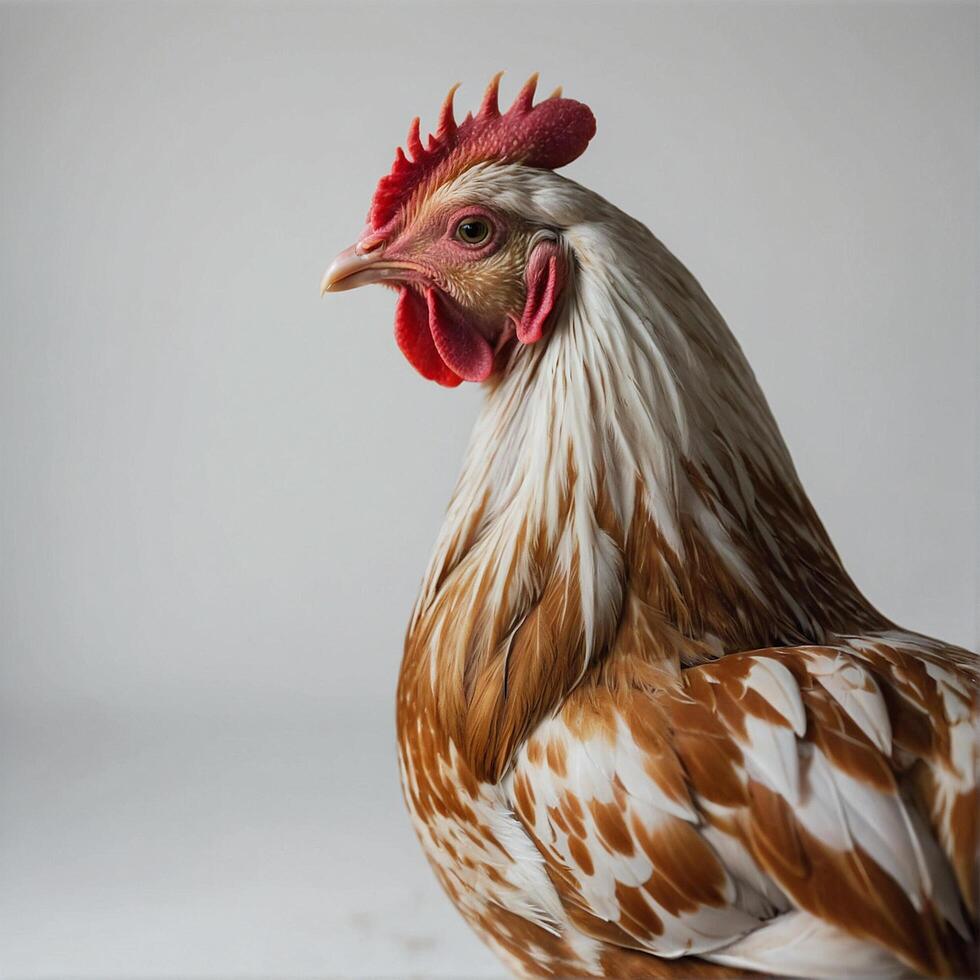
[398,459,977,976]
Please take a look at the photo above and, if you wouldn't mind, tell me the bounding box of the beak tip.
[320,259,346,296]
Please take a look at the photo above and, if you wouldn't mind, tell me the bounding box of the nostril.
[355,237,385,257]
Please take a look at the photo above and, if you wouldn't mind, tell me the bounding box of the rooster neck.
[400,204,882,783]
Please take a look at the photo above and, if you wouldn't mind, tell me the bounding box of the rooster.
[321,75,977,978]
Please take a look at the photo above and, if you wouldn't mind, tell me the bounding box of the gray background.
[1,2,976,977]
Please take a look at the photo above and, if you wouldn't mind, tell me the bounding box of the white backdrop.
[1,2,976,977]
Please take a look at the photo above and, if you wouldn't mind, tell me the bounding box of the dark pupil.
[459,220,487,243]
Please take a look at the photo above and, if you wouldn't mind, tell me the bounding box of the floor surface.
[1,699,504,979]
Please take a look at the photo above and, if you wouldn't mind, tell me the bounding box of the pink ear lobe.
[518,239,565,345]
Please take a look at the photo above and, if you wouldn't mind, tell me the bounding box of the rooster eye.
[454,217,492,246]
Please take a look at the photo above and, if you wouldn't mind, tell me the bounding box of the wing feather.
[508,635,976,977]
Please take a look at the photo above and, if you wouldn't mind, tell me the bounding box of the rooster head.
[321,74,596,387]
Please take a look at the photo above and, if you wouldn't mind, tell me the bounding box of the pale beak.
[320,241,413,294]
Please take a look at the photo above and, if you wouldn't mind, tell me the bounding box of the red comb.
[369,73,596,230]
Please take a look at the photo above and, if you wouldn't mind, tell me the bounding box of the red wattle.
[394,287,461,387]
[425,288,495,383]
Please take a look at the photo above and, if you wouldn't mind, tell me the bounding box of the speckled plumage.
[327,78,978,978]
